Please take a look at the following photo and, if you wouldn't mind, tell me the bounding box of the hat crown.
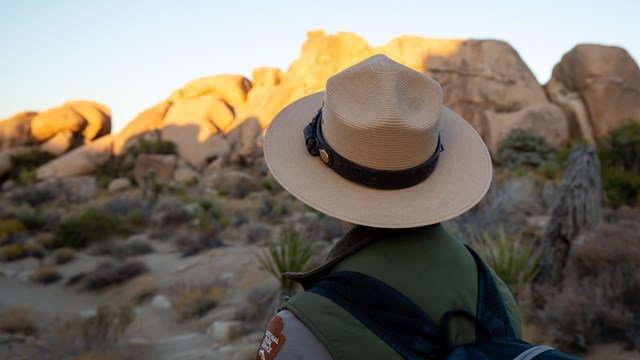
[322,55,443,170]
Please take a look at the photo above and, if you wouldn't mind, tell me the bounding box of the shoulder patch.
[257,315,286,360]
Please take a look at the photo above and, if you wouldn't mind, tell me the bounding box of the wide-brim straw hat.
[263,54,492,228]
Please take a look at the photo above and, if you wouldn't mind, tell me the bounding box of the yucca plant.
[473,226,540,293]
[256,230,317,297]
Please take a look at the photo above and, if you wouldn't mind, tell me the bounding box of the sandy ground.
[2,243,639,359]
[0,244,274,359]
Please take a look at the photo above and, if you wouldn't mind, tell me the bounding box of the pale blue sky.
[1,0,638,132]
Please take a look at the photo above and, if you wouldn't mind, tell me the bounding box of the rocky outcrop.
[181,74,251,108]
[162,95,235,170]
[0,112,36,149]
[112,101,169,156]
[383,37,550,137]
[30,101,111,144]
[132,154,177,185]
[35,135,113,180]
[7,32,639,186]
[484,103,570,154]
[64,101,111,141]
[546,44,640,140]
[40,130,75,156]
[0,146,35,177]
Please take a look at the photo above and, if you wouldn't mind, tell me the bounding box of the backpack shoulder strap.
[464,246,516,339]
[307,271,446,359]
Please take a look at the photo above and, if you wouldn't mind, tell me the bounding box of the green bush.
[9,149,54,184]
[17,211,47,230]
[95,156,134,189]
[53,210,128,249]
[597,121,640,207]
[496,129,556,169]
[126,139,177,157]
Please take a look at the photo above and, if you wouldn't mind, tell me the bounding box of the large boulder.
[31,106,85,142]
[162,94,234,169]
[226,117,263,164]
[35,135,113,180]
[383,37,549,136]
[0,112,36,149]
[30,101,111,144]
[181,74,251,108]
[546,44,640,139]
[132,154,177,185]
[112,101,170,156]
[236,31,372,128]
[64,101,111,141]
[484,103,570,154]
[0,146,35,177]
[40,130,75,156]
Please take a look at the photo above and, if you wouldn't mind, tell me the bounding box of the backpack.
[305,246,579,360]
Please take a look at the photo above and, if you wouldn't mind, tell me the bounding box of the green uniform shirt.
[282,224,522,360]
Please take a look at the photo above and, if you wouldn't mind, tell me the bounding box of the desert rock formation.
[1,31,638,185]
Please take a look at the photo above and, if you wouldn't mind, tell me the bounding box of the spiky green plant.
[256,231,317,296]
[474,226,540,291]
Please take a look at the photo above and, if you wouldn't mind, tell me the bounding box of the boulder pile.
[1,31,639,192]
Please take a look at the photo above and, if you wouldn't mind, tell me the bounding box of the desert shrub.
[31,265,61,284]
[545,220,640,350]
[473,226,539,292]
[175,228,223,257]
[117,239,154,257]
[0,243,27,261]
[0,307,38,335]
[16,211,47,230]
[98,197,151,218]
[52,247,76,264]
[95,156,134,189]
[126,139,176,157]
[597,121,640,207]
[256,230,318,296]
[9,149,54,184]
[23,239,46,259]
[0,219,26,244]
[12,185,59,207]
[125,275,157,304]
[53,210,128,249]
[84,259,147,290]
[45,305,134,357]
[169,281,226,320]
[496,129,557,169]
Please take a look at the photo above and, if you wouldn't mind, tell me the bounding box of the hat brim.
[264,92,492,228]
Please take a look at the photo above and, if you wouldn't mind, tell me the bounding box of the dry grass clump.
[543,220,640,350]
[44,305,134,359]
[0,307,38,335]
[168,281,227,321]
[0,243,27,261]
[0,219,26,244]
[123,275,158,305]
[52,247,76,264]
[84,260,147,290]
[31,265,62,284]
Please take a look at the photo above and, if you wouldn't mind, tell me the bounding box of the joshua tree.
[536,145,602,287]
